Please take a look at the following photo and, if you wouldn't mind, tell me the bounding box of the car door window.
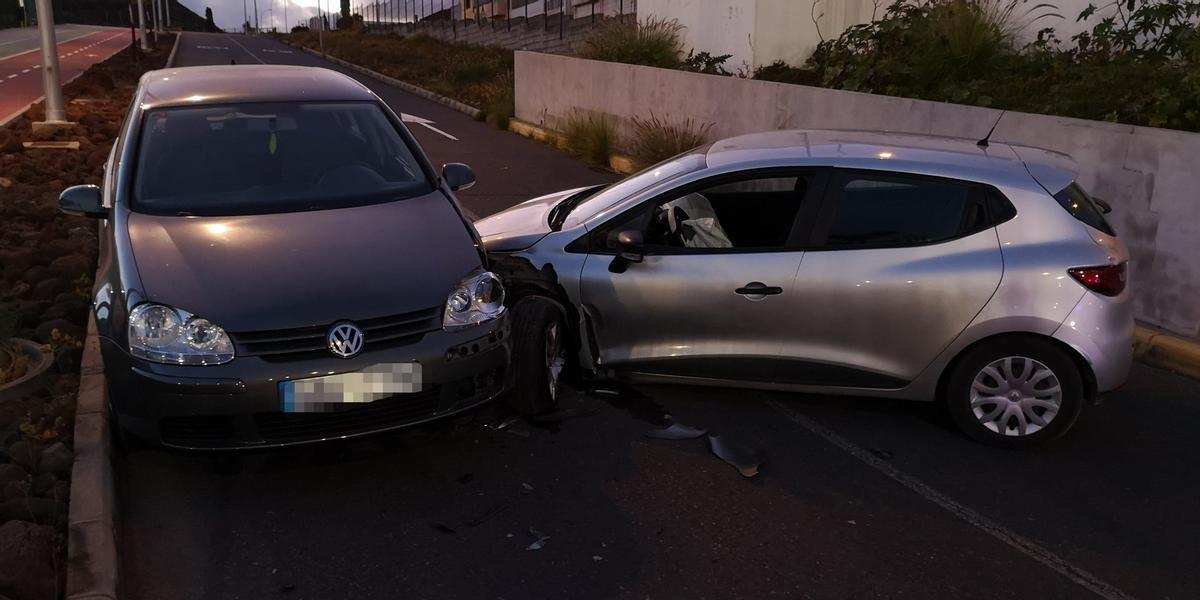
[820,174,992,249]
[592,173,813,253]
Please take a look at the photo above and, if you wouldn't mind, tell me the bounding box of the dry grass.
[561,111,618,166]
[578,17,686,68]
[627,114,714,170]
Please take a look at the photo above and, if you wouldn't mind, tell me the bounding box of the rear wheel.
[946,337,1083,448]
[507,297,567,416]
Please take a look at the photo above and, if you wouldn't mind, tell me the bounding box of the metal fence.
[304,0,635,35]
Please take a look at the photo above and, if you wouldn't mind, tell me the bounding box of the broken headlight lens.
[443,271,506,331]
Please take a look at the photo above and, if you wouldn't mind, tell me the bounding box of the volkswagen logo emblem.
[327,322,364,359]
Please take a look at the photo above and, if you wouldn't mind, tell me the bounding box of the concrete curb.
[283,41,485,120]
[166,30,181,68]
[1134,325,1200,381]
[508,118,637,174]
[64,314,119,600]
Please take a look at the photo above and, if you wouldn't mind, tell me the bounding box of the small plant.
[579,17,686,68]
[682,50,733,75]
[753,60,823,85]
[483,72,516,130]
[0,311,28,385]
[561,111,618,166]
[627,114,714,170]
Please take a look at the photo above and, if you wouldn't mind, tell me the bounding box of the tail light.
[1068,263,1127,296]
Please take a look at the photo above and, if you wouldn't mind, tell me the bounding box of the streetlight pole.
[165,0,171,28]
[137,0,150,50]
[34,0,66,124]
[253,0,259,31]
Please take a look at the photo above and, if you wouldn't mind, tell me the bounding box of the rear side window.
[821,174,995,249]
[1053,182,1115,236]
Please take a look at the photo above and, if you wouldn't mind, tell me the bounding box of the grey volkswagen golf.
[478,130,1133,447]
[58,65,510,449]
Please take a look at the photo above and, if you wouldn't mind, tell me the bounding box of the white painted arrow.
[401,113,458,141]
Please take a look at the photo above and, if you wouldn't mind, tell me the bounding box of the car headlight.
[443,271,506,331]
[128,303,235,365]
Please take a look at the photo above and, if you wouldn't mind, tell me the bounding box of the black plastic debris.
[708,433,764,478]
[645,421,707,440]
[526,527,550,550]
[432,522,457,534]
[532,406,600,423]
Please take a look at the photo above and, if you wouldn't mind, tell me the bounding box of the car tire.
[107,398,143,455]
[945,336,1083,449]
[507,297,567,416]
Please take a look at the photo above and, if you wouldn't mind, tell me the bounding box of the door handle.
[735,282,783,296]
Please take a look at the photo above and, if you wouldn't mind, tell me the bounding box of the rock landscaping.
[0,36,174,600]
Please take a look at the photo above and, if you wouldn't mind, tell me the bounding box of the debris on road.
[645,421,707,440]
[432,522,457,534]
[531,405,600,423]
[526,527,550,551]
[465,502,508,527]
[521,482,534,492]
[708,434,765,478]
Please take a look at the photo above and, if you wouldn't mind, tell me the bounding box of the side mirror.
[1092,196,1113,215]
[616,230,645,263]
[59,185,106,218]
[442,163,476,192]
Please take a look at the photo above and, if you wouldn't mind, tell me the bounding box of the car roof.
[705,129,1078,193]
[136,65,375,109]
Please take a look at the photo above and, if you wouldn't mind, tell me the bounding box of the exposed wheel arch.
[937,332,1098,406]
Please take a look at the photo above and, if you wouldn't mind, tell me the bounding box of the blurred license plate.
[280,363,423,413]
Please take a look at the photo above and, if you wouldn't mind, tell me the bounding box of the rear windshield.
[133,101,432,216]
[1053,182,1114,236]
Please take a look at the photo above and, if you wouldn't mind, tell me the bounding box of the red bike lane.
[0,29,131,125]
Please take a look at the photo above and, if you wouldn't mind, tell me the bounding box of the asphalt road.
[167,31,615,218]
[0,25,129,125]
[114,32,1200,600]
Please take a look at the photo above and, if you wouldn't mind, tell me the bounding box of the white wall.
[515,51,1200,338]
[640,0,1119,70]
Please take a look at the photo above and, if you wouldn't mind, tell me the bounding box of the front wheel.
[945,337,1084,448]
[507,297,567,416]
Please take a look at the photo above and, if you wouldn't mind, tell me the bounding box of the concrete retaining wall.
[515,51,1200,339]
[368,9,633,55]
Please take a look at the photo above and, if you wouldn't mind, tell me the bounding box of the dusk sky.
[177,0,455,31]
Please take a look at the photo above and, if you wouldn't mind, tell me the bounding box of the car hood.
[475,186,595,252]
[126,192,481,332]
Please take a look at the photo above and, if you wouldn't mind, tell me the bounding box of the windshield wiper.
[548,185,606,231]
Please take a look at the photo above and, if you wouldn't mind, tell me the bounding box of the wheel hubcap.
[970,356,1062,437]
[544,322,566,401]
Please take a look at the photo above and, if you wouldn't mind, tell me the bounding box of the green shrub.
[579,17,686,68]
[802,0,1200,131]
[681,50,733,75]
[753,60,822,86]
[627,114,713,170]
[561,111,618,166]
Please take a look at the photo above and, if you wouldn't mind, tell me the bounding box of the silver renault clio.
[478,130,1133,447]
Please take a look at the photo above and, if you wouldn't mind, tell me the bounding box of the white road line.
[6,74,15,79]
[766,398,1138,600]
[225,35,265,64]
[20,68,28,73]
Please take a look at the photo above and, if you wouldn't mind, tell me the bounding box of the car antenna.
[977,111,1006,148]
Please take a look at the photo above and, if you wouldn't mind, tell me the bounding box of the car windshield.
[560,150,709,229]
[132,101,432,216]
